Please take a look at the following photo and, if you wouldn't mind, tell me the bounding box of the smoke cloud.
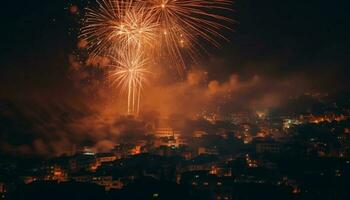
[0,56,311,157]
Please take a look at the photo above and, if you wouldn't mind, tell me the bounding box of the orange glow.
[70,5,79,14]
[79,0,234,114]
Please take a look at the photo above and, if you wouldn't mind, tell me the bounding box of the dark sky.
[0,0,349,99]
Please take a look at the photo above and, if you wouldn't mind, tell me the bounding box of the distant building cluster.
[1,93,350,199]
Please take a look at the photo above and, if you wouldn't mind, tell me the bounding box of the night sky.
[1,0,349,100]
[0,0,350,157]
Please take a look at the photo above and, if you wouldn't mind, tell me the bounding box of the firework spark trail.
[80,0,234,115]
[80,0,157,115]
[80,0,160,57]
[138,0,234,75]
[80,0,129,57]
[117,6,159,49]
[108,48,150,115]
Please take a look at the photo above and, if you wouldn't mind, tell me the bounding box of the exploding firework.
[80,0,159,57]
[80,0,157,115]
[116,6,159,50]
[138,0,234,75]
[108,48,150,115]
[80,0,130,56]
[79,0,234,115]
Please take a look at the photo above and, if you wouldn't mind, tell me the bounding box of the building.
[255,139,281,154]
[153,127,185,147]
[198,147,219,156]
[41,165,68,182]
[72,175,123,190]
[210,164,232,177]
[113,143,142,158]
[193,130,208,138]
[91,176,124,190]
[95,153,117,168]
[70,154,98,172]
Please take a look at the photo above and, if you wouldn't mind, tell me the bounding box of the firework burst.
[138,0,234,75]
[116,6,159,50]
[80,0,159,57]
[80,0,130,56]
[79,0,234,115]
[108,48,150,115]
